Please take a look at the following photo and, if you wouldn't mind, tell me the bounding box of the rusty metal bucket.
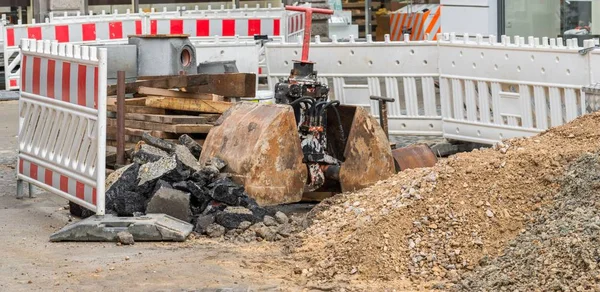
[200,102,396,206]
[391,144,437,171]
[199,103,307,206]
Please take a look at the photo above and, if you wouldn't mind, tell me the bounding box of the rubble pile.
[104,133,297,242]
[457,153,600,291]
[290,111,600,287]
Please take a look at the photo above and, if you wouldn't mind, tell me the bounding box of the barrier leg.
[16,179,23,199]
[28,182,34,198]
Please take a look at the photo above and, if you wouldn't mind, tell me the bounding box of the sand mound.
[290,112,600,287]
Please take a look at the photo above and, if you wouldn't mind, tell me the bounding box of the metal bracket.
[578,45,600,55]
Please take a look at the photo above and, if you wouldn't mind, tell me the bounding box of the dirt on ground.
[7,96,600,291]
[457,153,600,292]
[286,112,600,290]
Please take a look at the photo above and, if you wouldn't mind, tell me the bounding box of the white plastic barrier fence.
[49,9,143,24]
[438,33,592,144]
[266,35,442,135]
[17,39,107,215]
[2,17,141,90]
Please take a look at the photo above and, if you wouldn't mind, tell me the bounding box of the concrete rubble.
[95,134,299,242]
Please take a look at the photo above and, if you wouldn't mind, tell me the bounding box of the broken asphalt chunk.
[178,134,202,159]
[132,144,169,165]
[146,186,192,222]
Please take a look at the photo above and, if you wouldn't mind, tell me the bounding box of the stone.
[274,211,289,224]
[146,187,192,222]
[105,163,138,190]
[112,191,147,216]
[206,223,226,238]
[486,209,495,218]
[105,163,141,211]
[256,226,276,241]
[240,229,257,242]
[185,180,211,211]
[277,224,294,238]
[209,157,227,171]
[239,195,258,208]
[225,228,242,238]
[151,180,172,197]
[50,214,193,242]
[224,206,253,215]
[189,170,210,186]
[249,205,269,221]
[210,183,241,206]
[116,231,135,245]
[215,210,256,229]
[142,132,176,153]
[136,156,178,194]
[174,144,201,172]
[132,144,168,165]
[194,214,215,234]
[178,134,202,159]
[263,215,278,227]
[249,222,265,232]
[68,201,95,218]
[172,181,190,192]
[238,221,252,230]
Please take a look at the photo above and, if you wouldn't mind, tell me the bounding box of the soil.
[7,94,600,291]
[457,153,600,292]
[288,111,600,289]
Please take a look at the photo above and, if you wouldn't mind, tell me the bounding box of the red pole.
[285,6,333,63]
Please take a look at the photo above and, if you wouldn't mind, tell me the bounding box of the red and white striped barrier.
[147,6,304,42]
[3,6,304,90]
[149,17,281,37]
[2,16,141,90]
[17,39,107,214]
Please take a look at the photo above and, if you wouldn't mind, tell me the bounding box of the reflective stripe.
[19,159,97,205]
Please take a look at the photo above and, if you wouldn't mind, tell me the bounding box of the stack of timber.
[105,73,256,168]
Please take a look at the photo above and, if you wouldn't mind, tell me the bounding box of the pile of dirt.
[457,152,600,292]
[289,112,600,287]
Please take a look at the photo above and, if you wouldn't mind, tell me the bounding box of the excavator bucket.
[199,103,307,206]
[200,103,396,205]
[334,105,396,192]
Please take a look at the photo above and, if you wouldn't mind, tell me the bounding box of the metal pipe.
[365,0,371,36]
[285,6,333,62]
[370,95,395,138]
[116,71,126,166]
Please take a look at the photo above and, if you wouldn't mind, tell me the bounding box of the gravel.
[457,153,600,291]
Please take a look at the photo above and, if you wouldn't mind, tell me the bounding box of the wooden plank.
[106,126,178,139]
[107,97,148,106]
[138,86,223,100]
[186,73,256,97]
[107,104,166,114]
[118,113,220,124]
[107,73,256,97]
[106,139,137,149]
[107,118,213,134]
[144,97,232,114]
[106,133,143,143]
[165,138,205,146]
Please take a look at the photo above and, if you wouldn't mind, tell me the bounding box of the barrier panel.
[2,17,141,90]
[265,34,442,135]
[17,39,107,214]
[147,6,304,42]
[438,33,592,144]
[389,4,441,41]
